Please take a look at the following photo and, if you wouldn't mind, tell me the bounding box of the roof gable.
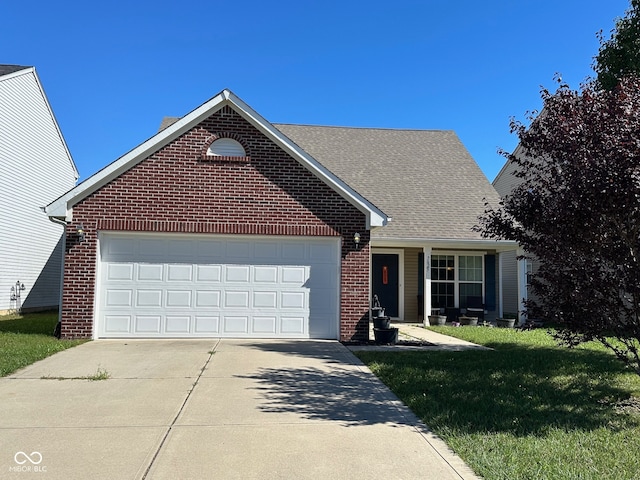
[0,66,78,181]
[46,90,387,228]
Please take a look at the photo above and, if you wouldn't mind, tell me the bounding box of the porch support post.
[423,246,432,327]
[498,252,504,318]
[516,248,528,325]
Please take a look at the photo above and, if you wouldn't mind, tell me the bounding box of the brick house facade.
[49,92,385,341]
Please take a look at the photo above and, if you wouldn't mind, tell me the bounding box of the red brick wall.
[61,105,370,341]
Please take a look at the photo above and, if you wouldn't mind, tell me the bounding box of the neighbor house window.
[431,253,484,309]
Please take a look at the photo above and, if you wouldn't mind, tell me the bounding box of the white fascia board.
[0,66,33,82]
[45,91,231,220]
[224,91,388,228]
[371,237,519,252]
[32,67,79,181]
[46,89,388,228]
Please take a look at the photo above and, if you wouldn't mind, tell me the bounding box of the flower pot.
[428,315,447,326]
[459,316,478,326]
[373,327,398,345]
[373,317,391,329]
[496,318,516,328]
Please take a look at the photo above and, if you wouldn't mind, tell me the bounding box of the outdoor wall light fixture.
[76,224,86,242]
[353,232,361,249]
[10,281,25,302]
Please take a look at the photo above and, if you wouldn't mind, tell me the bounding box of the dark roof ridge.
[273,123,453,133]
[0,65,31,76]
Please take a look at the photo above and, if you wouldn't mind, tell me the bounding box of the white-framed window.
[431,253,484,310]
[525,260,533,286]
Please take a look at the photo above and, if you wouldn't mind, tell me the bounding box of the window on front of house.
[207,138,246,157]
[431,254,484,310]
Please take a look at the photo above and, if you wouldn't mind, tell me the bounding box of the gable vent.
[207,138,246,157]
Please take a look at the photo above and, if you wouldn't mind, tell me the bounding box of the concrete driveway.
[0,339,478,479]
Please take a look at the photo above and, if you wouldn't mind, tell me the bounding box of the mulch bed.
[342,339,435,347]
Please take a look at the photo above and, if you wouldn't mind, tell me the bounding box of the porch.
[370,242,523,325]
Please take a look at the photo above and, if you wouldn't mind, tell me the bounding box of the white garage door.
[96,233,340,339]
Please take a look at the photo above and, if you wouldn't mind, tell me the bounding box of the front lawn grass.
[354,326,640,480]
[0,311,86,377]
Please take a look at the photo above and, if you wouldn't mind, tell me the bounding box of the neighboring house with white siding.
[0,65,78,314]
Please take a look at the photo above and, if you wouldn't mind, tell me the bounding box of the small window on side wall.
[207,138,246,157]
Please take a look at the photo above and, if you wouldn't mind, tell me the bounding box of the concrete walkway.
[0,339,480,479]
[351,321,491,351]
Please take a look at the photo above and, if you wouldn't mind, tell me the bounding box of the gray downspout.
[45,212,67,338]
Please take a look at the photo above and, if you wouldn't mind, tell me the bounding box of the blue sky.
[2,0,630,182]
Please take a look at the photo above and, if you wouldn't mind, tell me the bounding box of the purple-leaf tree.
[477,75,640,375]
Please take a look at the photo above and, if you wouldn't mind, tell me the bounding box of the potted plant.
[496,312,517,328]
[459,315,478,326]
[371,294,397,343]
[427,314,447,326]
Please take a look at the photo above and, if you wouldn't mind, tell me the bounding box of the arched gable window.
[207,138,246,157]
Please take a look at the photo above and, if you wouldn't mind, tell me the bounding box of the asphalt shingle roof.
[274,124,501,241]
[0,65,30,77]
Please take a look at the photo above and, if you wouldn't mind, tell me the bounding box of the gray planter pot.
[428,315,447,326]
[459,316,478,326]
[373,317,391,329]
[496,318,516,328]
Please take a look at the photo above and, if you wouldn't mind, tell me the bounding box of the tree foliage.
[594,0,640,90]
[478,76,640,374]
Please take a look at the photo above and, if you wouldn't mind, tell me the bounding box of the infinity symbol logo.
[14,451,43,465]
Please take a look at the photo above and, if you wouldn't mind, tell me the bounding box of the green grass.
[354,326,640,480]
[0,311,86,377]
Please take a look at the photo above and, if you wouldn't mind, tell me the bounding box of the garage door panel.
[138,239,165,258]
[281,316,305,334]
[252,316,277,334]
[254,242,278,260]
[195,316,219,333]
[136,290,163,307]
[225,291,250,308]
[138,264,163,281]
[281,291,306,309]
[196,290,220,307]
[166,290,192,307]
[283,243,305,260]
[107,263,134,281]
[226,265,250,283]
[253,291,277,308]
[254,266,278,283]
[135,316,161,333]
[106,289,133,307]
[166,316,191,333]
[196,265,221,282]
[167,264,192,281]
[282,266,307,284]
[104,315,131,333]
[223,316,249,334]
[98,234,339,339]
[227,241,251,259]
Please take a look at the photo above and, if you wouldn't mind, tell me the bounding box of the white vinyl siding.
[0,68,77,311]
[499,250,519,316]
